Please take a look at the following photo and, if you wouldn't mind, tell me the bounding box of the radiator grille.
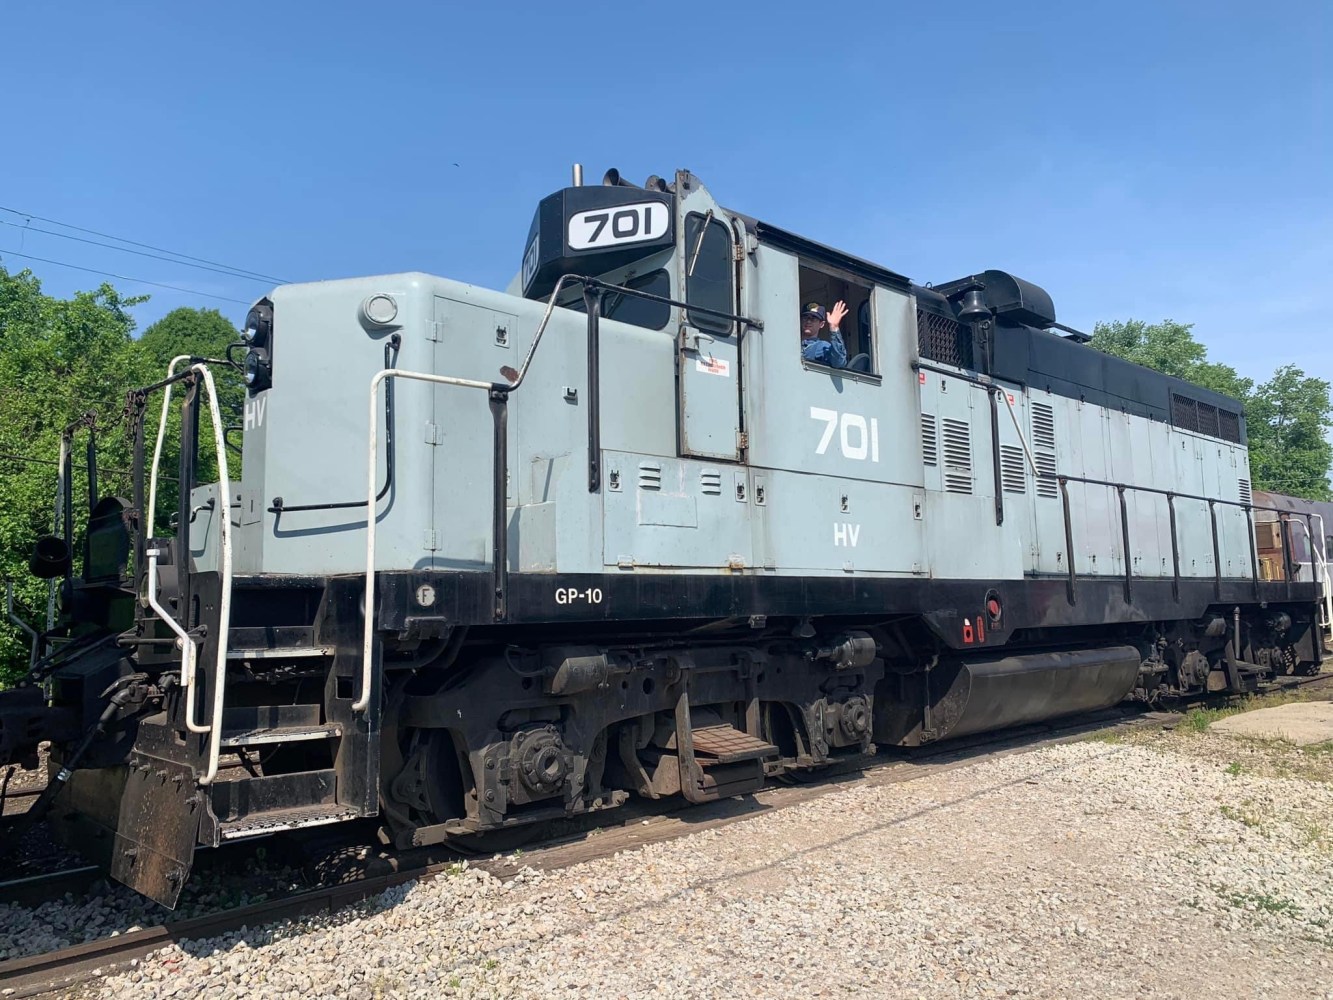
[916,309,973,369]
[1218,408,1241,443]
[1000,445,1026,494]
[1173,392,1242,444]
[921,413,938,466]
[942,417,973,494]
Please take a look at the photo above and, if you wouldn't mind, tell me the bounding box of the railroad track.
[3,672,1331,998]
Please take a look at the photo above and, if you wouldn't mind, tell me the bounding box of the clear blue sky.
[2,1,1329,389]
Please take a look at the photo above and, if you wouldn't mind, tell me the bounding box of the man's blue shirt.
[802,328,848,368]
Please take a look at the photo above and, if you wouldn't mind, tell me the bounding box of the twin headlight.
[242,298,274,393]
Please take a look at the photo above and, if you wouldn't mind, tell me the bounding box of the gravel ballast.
[67,727,1333,1000]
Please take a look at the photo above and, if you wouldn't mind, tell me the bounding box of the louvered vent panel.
[638,462,662,490]
[921,413,938,466]
[941,418,973,494]
[1035,452,1059,499]
[1000,445,1026,494]
[699,470,722,495]
[1031,402,1056,450]
[1238,478,1252,505]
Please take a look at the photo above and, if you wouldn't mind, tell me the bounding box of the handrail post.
[988,388,1003,526]
[584,286,603,493]
[1209,500,1221,599]
[1060,477,1076,605]
[1117,484,1132,603]
[191,364,233,786]
[490,389,509,620]
[1245,504,1259,598]
[1167,493,1181,602]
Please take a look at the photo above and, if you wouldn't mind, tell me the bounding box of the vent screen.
[1000,445,1026,494]
[1238,478,1252,505]
[638,462,662,491]
[921,413,938,466]
[699,470,722,495]
[1173,392,1242,444]
[942,417,973,494]
[915,309,973,370]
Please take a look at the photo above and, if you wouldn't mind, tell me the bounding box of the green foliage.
[0,263,241,685]
[1091,319,1331,500]
[1245,365,1333,501]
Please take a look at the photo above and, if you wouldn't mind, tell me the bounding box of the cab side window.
[684,213,734,335]
[797,263,875,374]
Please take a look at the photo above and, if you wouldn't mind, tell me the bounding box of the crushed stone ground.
[65,725,1333,1000]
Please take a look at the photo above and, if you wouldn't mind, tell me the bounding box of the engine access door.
[675,174,740,461]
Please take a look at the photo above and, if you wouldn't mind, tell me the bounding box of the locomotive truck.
[1,166,1327,907]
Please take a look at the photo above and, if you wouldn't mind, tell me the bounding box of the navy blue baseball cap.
[802,302,826,320]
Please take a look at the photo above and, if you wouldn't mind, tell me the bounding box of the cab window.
[798,263,875,374]
[565,269,671,331]
[684,212,733,335]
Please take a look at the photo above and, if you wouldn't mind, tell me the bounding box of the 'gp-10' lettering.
[555,587,604,605]
[810,407,880,462]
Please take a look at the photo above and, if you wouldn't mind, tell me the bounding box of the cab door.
[675,173,741,461]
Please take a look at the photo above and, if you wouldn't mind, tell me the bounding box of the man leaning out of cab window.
[800,301,849,368]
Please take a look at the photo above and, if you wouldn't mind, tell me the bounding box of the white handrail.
[144,355,210,735]
[192,364,234,786]
[145,549,207,734]
[354,274,596,712]
[147,355,194,536]
[356,368,494,713]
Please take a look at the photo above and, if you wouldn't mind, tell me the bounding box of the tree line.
[1,267,1329,682]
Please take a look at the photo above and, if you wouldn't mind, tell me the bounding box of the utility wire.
[0,451,153,480]
[0,205,288,284]
[0,249,252,305]
[0,219,282,285]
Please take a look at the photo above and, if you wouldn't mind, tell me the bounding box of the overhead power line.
[0,219,283,285]
[0,205,289,284]
[0,249,252,305]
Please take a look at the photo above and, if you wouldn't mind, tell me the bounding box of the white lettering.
[810,408,880,462]
[243,397,267,431]
[833,523,861,547]
[810,406,838,455]
[841,413,868,460]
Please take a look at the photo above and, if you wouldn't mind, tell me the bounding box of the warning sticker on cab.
[695,357,730,377]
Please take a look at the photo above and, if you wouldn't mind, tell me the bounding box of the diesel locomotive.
[1,165,1327,907]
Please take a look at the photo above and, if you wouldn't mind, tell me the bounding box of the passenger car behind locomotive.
[2,166,1327,906]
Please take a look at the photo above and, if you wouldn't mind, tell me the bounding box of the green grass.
[1216,887,1299,915]
[1219,804,1262,828]
[1224,760,1246,776]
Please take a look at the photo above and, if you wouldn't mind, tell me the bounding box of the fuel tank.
[874,646,1142,746]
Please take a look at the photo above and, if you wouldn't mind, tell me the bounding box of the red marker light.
[987,598,1001,618]
[919,371,927,384]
